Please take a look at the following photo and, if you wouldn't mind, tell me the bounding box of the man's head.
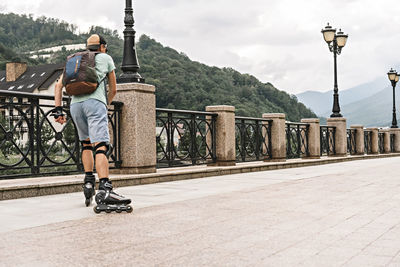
[86,34,108,53]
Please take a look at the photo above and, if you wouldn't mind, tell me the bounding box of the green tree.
[0,13,317,121]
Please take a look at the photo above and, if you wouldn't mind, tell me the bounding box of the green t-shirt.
[71,53,115,106]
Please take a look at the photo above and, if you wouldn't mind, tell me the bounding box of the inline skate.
[93,179,133,214]
[83,173,96,207]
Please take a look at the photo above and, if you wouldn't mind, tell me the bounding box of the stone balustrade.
[108,82,400,174]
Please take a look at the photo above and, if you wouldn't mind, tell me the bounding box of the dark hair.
[99,35,107,45]
[88,35,107,51]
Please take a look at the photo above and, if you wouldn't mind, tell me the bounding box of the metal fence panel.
[286,122,309,159]
[378,132,384,153]
[347,128,356,155]
[391,133,395,152]
[235,117,272,162]
[156,108,217,168]
[364,130,372,154]
[320,125,336,156]
[0,91,122,179]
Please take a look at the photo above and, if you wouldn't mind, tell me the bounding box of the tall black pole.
[331,39,342,118]
[391,81,398,128]
[118,0,145,84]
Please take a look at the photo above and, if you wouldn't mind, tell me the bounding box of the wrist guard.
[51,106,65,119]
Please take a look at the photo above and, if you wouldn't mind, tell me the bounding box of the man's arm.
[107,70,117,103]
[55,74,63,107]
[53,74,66,124]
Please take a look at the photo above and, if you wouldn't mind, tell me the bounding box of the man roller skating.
[53,34,132,213]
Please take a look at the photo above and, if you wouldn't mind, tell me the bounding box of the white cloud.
[2,0,400,94]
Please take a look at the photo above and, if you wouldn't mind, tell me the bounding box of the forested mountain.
[0,13,316,121]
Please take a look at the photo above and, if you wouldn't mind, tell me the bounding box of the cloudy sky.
[1,0,400,94]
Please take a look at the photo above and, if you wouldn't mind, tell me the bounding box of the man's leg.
[81,139,96,206]
[81,139,94,172]
[94,142,109,178]
[93,142,132,210]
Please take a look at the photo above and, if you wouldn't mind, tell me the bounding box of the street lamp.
[387,68,399,128]
[118,0,145,84]
[321,23,349,118]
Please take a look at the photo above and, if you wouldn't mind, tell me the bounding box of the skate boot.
[93,179,133,214]
[83,173,96,207]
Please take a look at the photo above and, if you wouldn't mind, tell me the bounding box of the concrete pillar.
[327,117,347,156]
[262,113,286,161]
[301,118,320,159]
[367,127,379,154]
[350,125,364,155]
[381,129,391,153]
[391,128,400,152]
[111,83,156,174]
[206,105,236,166]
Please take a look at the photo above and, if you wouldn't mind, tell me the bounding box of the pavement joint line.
[1,153,400,201]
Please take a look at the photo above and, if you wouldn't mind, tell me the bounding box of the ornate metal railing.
[320,125,336,156]
[364,130,372,154]
[347,128,356,155]
[378,131,385,153]
[390,133,395,152]
[156,108,217,168]
[235,117,272,162]
[0,91,122,179]
[285,122,309,159]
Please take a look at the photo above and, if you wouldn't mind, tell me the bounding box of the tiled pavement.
[1,157,400,266]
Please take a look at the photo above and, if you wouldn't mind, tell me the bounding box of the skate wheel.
[126,205,133,213]
[93,206,101,214]
[85,198,91,207]
[116,209,122,213]
[105,209,112,213]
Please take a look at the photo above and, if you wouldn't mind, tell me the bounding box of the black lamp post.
[118,0,145,83]
[321,23,348,118]
[387,68,399,128]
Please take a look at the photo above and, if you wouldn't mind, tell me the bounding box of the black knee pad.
[81,140,93,153]
[94,142,110,157]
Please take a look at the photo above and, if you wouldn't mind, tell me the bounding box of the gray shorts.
[70,99,110,143]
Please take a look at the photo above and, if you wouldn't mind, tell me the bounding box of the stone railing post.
[111,83,156,174]
[206,105,236,166]
[381,129,391,153]
[301,118,320,159]
[327,117,347,156]
[262,113,286,161]
[391,128,400,152]
[367,127,379,154]
[350,125,364,155]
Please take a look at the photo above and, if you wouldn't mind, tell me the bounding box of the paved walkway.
[1,157,400,266]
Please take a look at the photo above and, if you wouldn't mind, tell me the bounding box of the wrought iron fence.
[347,128,356,155]
[156,108,217,168]
[378,131,385,153]
[0,91,122,179]
[391,133,395,152]
[235,117,272,162]
[285,122,309,159]
[320,125,336,156]
[364,130,372,154]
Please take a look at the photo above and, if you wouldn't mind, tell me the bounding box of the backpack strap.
[97,74,109,105]
[92,52,110,105]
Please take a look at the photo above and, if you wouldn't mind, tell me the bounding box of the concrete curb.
[1,153,400,200]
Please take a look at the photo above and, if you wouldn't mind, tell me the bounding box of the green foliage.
[0,13,81,51]
[0,13,317,121]
[137,35,316,121]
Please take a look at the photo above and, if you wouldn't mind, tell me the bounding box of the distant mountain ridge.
[296,74,400,127]
[296,76,388,116]
[332,85,397,127]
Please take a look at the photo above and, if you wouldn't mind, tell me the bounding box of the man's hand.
[51,106,66,125]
